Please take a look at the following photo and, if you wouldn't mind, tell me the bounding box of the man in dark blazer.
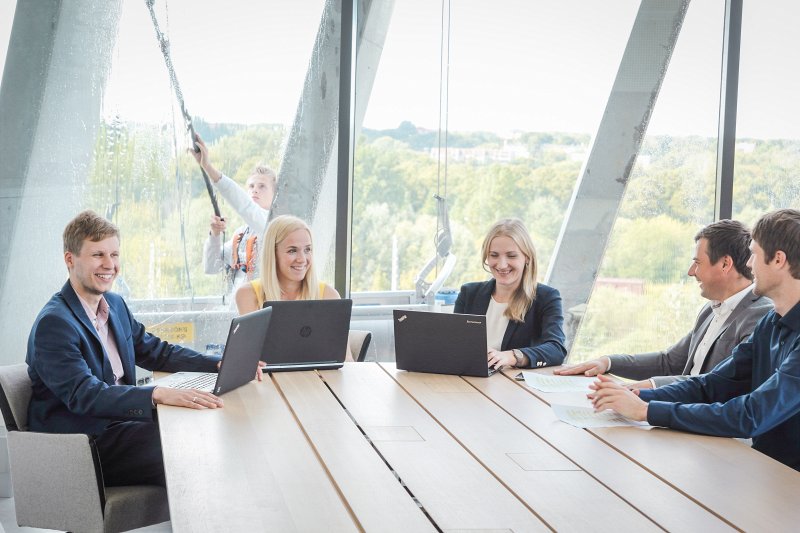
[556,220,771,388]
[26,210,224,487]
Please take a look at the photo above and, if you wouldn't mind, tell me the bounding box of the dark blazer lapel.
[687,304,714,358]
[501,284,533,350]
[473,280,495,315]
[502,321,520,351]
[62,281,115,383]
[62,282,102,344]
[721,290,758,331]
[107,301,136,385]
[696,290,758,367]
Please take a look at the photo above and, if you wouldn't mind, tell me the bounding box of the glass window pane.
[570,1,725,362]
[353,0,643,359]
[0,1,327,359]
[354,0,640,294]
[101,0,328,354]
[732,0,800,224]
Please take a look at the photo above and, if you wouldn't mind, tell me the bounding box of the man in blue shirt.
[589,208,800,470]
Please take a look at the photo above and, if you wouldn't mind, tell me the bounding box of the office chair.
[0,363,170,533]
[348,330,373,362]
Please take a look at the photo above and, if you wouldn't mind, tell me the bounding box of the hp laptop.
[261,299,352,371]
[393,309,497,377]
[155,307,272,395]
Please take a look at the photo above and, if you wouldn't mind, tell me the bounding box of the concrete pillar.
[545,0,689,347]
[0,0,122,364]
[273,0,394,281]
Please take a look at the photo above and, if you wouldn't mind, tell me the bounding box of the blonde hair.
[63,210,119,254]
[250,164,277,190]
[481,218,538,322]
[258,215,319,301]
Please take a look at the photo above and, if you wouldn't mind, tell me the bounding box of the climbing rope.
[144,0,221,217]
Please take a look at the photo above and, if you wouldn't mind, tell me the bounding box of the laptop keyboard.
[170,373,217,391]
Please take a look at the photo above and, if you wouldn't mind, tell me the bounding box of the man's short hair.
[250,164,277,192]
[752,208,800,280]
[695,219,753,280]
[63,210,119,255]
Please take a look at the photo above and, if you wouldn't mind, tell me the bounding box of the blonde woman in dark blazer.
[455,219,566,370]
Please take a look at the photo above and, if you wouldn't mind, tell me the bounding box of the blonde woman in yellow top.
[235,215,351,360]
[236,215,340,312]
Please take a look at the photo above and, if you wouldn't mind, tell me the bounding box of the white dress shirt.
[689,283,753,375]
[486,297,510,351]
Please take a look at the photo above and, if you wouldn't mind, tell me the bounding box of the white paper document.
[551,404,651,429]
[522,372,596,393]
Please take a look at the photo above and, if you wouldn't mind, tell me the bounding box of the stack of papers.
[517,372,650,429]
[551,404,651,429]
[522,372,596,393]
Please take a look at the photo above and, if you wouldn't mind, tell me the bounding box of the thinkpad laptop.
[261,299,352,371]
[393,309,497,377]
[155,307,272,395]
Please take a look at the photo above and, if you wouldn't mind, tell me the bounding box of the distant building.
[595,277,645,295]
[429,140,530,163]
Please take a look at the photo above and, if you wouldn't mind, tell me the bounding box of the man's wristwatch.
[512,349,524,367]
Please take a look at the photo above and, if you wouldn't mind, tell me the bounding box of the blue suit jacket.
[26,281,219,436]
[454,280,566,367]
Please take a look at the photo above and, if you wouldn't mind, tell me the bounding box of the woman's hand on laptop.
[487,349,515,369]
[152,387,223,409]
[255,361,267,381]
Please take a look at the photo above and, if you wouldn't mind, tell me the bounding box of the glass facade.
[0,0,796,364]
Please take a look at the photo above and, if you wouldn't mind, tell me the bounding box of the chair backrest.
[0,363,32,431]
[348,330,373,362]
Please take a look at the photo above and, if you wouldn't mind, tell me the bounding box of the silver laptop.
[155,307,272,394]
[393,309,497,377]
[261,299,352,371]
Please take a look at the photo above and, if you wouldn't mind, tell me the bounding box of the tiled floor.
[0,497,172,532]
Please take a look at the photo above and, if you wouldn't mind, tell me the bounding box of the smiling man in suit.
[589,209,800,471]
[556,219,771,388]
[26,210,224,487]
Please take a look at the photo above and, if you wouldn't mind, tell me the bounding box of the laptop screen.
[261,299,352,370]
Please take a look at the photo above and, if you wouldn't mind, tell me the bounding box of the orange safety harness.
[230,230,258,279]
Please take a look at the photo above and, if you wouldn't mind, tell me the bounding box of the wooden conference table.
[157,363,800,532]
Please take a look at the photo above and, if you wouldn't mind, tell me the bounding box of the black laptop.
[155,306,272,395]
[393,309,496,377]
[261,299,352,371]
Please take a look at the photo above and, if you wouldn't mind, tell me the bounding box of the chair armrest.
[8,431,105,532]
[348,330,373,362]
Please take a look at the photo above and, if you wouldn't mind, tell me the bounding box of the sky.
[1,0,799,139]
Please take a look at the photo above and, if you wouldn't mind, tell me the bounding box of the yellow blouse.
[249,279,328,308]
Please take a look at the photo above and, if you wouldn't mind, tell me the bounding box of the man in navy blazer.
[26,210,223,487]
